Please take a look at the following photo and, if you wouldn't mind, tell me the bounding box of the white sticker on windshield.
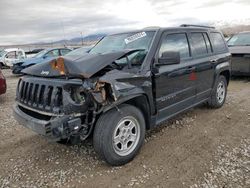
[124,32,147,44]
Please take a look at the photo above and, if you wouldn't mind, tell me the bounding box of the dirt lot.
[0,69,249,188]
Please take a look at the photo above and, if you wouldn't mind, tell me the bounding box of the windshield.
[33,49,49,58]
[89,31,155,54]
[66,46,92,56]
[228,33,250,46]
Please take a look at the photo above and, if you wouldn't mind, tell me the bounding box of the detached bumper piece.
[13,104,82,141]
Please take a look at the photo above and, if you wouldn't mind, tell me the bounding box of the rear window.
[210,32,227,53]
[227,33,250,46]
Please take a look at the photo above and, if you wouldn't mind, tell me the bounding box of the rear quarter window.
[210,32,227,53]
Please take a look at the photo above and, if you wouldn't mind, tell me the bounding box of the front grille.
[16,77,63,114]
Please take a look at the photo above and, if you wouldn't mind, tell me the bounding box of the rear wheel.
[93,104,145,166]
[208,75,227,108]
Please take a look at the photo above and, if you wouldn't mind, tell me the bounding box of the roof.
[238,31,250,34]
[3,48,24,52]
[108,25,218,36]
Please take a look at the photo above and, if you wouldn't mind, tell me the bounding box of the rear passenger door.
[154,32,196,124]
[188,32,214,101]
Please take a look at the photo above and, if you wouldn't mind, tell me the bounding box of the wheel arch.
[102,94,152,130]
[219,70,230,85]
[214,62,231,88]
[124,95,151,130]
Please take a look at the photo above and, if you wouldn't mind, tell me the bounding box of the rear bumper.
[13,104,82,141]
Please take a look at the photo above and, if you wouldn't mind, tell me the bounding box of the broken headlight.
[70,87,86,105]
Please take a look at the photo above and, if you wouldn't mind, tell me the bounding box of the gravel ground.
[0,69,249,188]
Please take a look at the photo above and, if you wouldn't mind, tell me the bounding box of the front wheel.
[93,104,146,166]
[208,75,228,108]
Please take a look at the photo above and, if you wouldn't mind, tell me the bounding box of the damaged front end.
[14,76,101,142]
[14,49,151,142]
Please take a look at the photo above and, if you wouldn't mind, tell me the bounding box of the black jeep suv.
[14,25,231,166]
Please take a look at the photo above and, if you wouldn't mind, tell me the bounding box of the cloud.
[0,0,250,45]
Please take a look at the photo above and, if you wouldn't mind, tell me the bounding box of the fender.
[102,93,153,130]
[212,61,231,88]
[103,93,149,113]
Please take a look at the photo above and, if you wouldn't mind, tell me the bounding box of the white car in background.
[0,48,26,68]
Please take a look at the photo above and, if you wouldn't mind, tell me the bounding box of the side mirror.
[157,51,180,65]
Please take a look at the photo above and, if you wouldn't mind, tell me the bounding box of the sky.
[0,0,250,45]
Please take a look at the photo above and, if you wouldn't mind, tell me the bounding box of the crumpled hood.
[229,46,250,54]
[22,49,142,78]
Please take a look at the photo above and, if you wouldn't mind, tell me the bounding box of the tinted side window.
[159,33,190,59]
[190,33,207,56]
[210,32,227,53]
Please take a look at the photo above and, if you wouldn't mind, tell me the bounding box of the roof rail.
[180,24,215,29]
[143,26,160,29]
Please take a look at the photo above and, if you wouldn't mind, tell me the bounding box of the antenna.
[60,21,67,47]
[80,32,84,46]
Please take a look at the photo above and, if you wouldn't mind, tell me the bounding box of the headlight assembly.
[70,86,86,105]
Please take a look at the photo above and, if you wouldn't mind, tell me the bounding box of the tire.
[208,75,227,108]
[93,104,146,166]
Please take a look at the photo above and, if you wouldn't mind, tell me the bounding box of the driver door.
[154,32,196,124]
